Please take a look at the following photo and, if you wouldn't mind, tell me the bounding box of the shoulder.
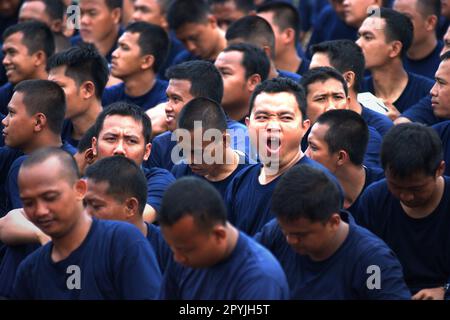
[144,166,175,181]
[432,120,450,137]
[153,131,173,144]
[408,72,435,88]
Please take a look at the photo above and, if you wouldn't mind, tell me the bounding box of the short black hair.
[300,67,349,99]
[379,8,413,57]
[226,15,276,59]
[256,1,300,46]
[125,22,169,73]
[316,110,369,166]
[208,0,255,13]
[168,0,210,30]
[47,43,109,99]
[77,125,96,153]
[441,50,450,61]
[105,0,123,10]
[178,97,227,132]
[416,0,441,18]
[157,0,174,14]
[20,147,80,184]
[272,164,342,223]
[249,77,307,119]
[14,79,66,135]
[223,42,270,81]
[311,40,365,93]
[93,102,152,145]
[38,0,66,21]
[381,123,443,178]
[159,176,227,230]
[3,21,55,59]
[85,156,148,214]
[166,60,224,104]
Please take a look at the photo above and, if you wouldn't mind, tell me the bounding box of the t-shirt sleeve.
[159,260,181,300]
[401,96,441,125]
[235,272,289,300]
[7,158,24,210]
[12,256,34,300]
[146,169,175,213]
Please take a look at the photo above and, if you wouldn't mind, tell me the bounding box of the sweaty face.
[161,215,224,268]
[305,123,338,173]
[356,17,392,69]
[214,50,250,112]
[19,157,85,239]
[79,0,120,44]
[84,179,128,221]
[430,59,450,119]
[165,79,194,131]
[48,66,86,119]
[2,91,36,151]
[111,31,145,79]
[385,169,441,208]
[175,21,218,60]
[306,79,349,124]
[92,115,151,166]
[2,32,39,84]
[247,91,309,168]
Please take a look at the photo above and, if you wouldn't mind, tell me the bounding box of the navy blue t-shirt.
[346,166,384,216]
[0,82,13,116]
[13,218,162,299]
[361,106,393,137]
[0,112,5,147]
[254,212,411,299]
[146,222,171,275]
[364,73,434,113]
[356,177,450,294]
[296,58,311,76]
[0,147,23,216]
[433,121,450,177]
[61,120,79,148]
[225,156,340,236]
[403,41,443,80]
[171,152,249,199]
[278,69,301,82]
[142,166,175,213]
[102,79,168,111]
[6,142,77,211]
[401,95,443,126]
[160,231,289,300]
[158,32,187,80]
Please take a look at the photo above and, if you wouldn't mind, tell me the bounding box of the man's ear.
[124,197,140,219]
[84,147,96,165]
[91,137,98,157]
[81,81,95,100]
[111,7,122,25]
[143,142,152,161]
[75,179,87,199]
[34,113,47,132]
[32,50,46,68]
[247,74,262,92]
[343,71,356,90]
[212,224,227,243]
[436,160,446,177]
[336,150,349,167]
[207,14,218,28]
[141,54,155,71]
[389,40,403,59]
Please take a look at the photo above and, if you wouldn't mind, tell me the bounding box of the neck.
[275,47,301,74]
[208,29,227,61]
[32,68,49,81]
[260,149,303,184]
[123,71,156,97]
[205,149,240,181]
[401,176,445,219]
[347,90,363,114]
[70,100,102,140]
[407,36,438,60]
[134,218,148,237]
[222,223,239,261]
[52,210,93,262]
[310,220,349,262]
[23,133,63,154]
[371,62,408,103]
[224,100,250,122]
[94,25,120,57]
[335,165,366,209]
[268,61,279,79]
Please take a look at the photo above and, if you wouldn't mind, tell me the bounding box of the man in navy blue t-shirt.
[91,102,175,222]
[159,177,289,300]
[171,97,249,199]
[84,156,171,274]
[310,39,393,136]
[12,148,161,299]
[225,77,339,236]
[357,8,434,120]
[300,67,382,168]
[255,164,410,300]
[102,22,169,111]
[393,0,443,80]
[433,120,450,176]
[306,110,384,217]
[356,124,450,299]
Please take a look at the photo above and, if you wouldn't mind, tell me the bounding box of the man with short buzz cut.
[393,0,443,80]
[72,0,123,63]
[159,176,289,299]
[209,0,255,31]
[167,0,227,64]
[0,21,55,115]
[256,1,310,76]
[306,110,384,217]
[255,164,411,300]
[356,123,450,300]
[12,147,162,299]
[310,39,393,137]
[357,8,434,120]
[103,22,169,111]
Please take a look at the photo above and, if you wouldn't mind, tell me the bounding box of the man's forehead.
[308,79,346,95]
[101,115,144,133]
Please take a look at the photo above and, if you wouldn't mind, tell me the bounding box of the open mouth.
[266,136,281,154]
